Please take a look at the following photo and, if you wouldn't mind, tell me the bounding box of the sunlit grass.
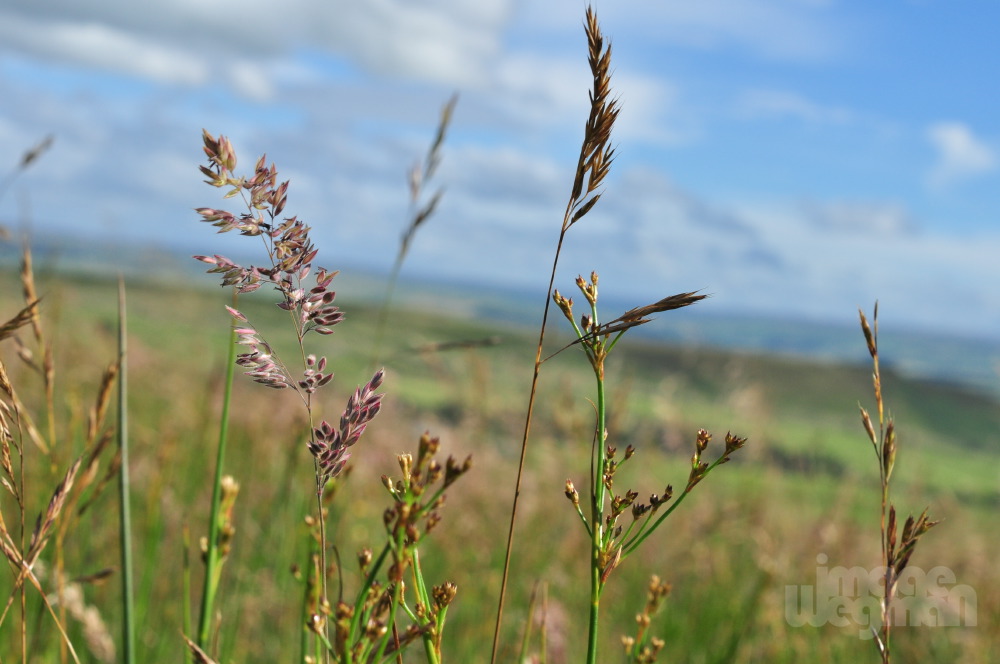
[3,266,994,661]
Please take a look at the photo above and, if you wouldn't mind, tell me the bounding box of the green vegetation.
[0,266,995,662]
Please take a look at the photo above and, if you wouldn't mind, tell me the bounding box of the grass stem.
[586,370,607,664]
[493,8,616,660]
[196,292,239,651]
[116,276,136,664]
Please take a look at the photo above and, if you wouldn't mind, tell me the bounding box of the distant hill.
[4,233,998,396]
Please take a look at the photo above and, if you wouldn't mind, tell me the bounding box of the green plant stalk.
[371,250,405,370]
[622,456,727,555]
[182,526,192,664]
[410,550,440,664]
[420,617,440,664]
[371,526,411,664]
[312,473,332,664]
[298,547,310,664]
[880,480,891,661]
[349,541,391,641]
[197,300,240,650]
[516,584,538,664]
[311,623,334,656]
[410,543,431,611]
[586,368,607,664]
[538,585,548,664]
[372,560,403,662]
[375,576,407,664]
[306,548,324,664]
[342,541,395,664]
[432,605,450,661]
[117,277,136,664]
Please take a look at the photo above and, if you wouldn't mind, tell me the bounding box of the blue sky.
[1,0,998,340]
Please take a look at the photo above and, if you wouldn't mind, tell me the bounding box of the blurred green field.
[1,269,996,662]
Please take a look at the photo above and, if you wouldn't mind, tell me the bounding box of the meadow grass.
[0,269,995,662]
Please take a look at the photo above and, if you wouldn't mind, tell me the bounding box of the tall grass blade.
[116,276,136,664]
[196,292,240,651]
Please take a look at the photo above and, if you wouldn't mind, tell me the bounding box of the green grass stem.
[117,276,136,664]
[587,370,607,664]
[182,525,192,664]
[196,293,239,651]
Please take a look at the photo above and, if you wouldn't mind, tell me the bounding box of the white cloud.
[722,200,1000,331]
[0,0,514,91]
[927,122,996,188]
[492,54,591,127]
[0,13,209,85]
[613,73,688,146]
[489,54,686,144]
[648,1,842,59]
[535,0,847,61]
[327,0,510,85]
[737,89,853,125]
[798,200,916,236]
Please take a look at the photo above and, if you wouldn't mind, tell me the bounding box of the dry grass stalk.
[60,363,120,522]
[0,393,18,503]
[567,9,619,231]
[19,246,57,453]
[414,336,502,354]
[0,294,41,461]
[0,451,85,664]
[87,364,119,444]
[0,561,83,664]
[0,300,40,343]
[26,458,81,565]
[857,304,939,661]
[184,635,220,664]
[0,377,47,454]
[19,242,42,343]
[0,134,54,203]
[372,93,458,368]
[0,241,120,662]
[402,93,458,257]
[493,9,618,661]
[48,576,116,663]
[72,440,120,519]
[621,575,670,663]
[548,291,707,361]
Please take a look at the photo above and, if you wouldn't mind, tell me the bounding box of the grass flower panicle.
[194,129,384,473]
[192,126,473,664]
[309,369,385,489]
[193,129,387,660]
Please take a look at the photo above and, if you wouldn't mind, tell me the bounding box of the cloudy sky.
[1,0,998,339]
